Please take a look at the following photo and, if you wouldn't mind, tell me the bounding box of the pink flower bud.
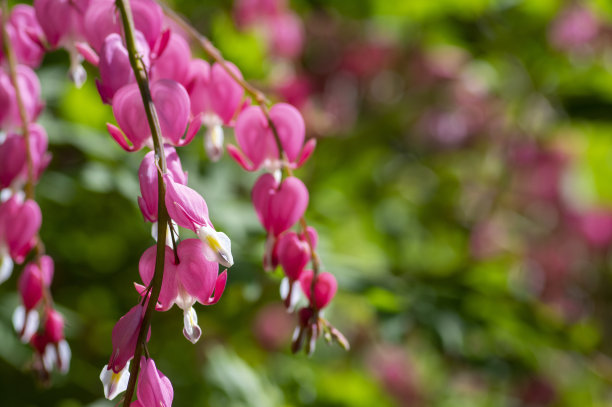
[0,195,42,263]
[277,231,310,281]
[0,65,42,130]
[18,262,43,310]
[252,173,308,236]
[108,303,147,373]
[44,308,65,343]
[96,32,150,104]
[108,80,200,151]
[229,103,314,171]
[132,358,173,407]
[299,270,337,309]
[17,255,52,311]
[187,59,245,125]
[138,147,187,223]
[83,0,162,52]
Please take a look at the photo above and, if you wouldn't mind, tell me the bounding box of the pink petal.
[0,132,27,189]
[109,304,145,373]
[210,62,244,124]
[6,198,42,262]
[277,231,310,281]
[251,173,278,231]
[18,260,43,310]
[111,84,150,151]
[206,270,227,305]
[138,244,178,311]
[176,239,220,304]
[226,144,255,171]
[136,358,173,407]
[269,103,305,162]
[268,177,308,236]
[299,271,337,309]
[296,138,316,168]
[151,80,190,145]
[151,32,192,86]
[163,173,209,232]
[235,106,277,170]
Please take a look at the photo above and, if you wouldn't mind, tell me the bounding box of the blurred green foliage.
[5,0,612,406]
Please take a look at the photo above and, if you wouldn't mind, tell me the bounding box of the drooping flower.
[107,80,202,151]
[299,270,337,309]
[151,32,192,86]
[138,146,187,223]
[108,303,147,373]
[12,255,53,342]
[95,32,151,104]
[164,173,234,268]
[34,0,90,86]
[0,194,42,272]
[83,0,163,53]
[186,60,245,161]
[138,239,227,343]
[131,358,173,407]
[276,227,316,309]
[251,173,308,236]
[1,5,45,68]
[228,103,315,171]
[0,123,51,189]
[0,65,43,130]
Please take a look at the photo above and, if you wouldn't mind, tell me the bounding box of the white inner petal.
[100,362,130,400]
[279,277,290,300]
[0,250,14,285]
[57,340,71,374]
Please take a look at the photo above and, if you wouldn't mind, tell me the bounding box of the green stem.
[115,0,169,405]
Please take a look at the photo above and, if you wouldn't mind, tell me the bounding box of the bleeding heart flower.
[83,0,163,52]
[96,32,150,104]
[252,173,309,236]
[228,103,315,171]
[151,32,192,86]
[0,194,42,265]
[107,79,202,151]
[138,239,227,344]
[138,146,187,223]
[299,270,337,309]
[131,358,173,407]
[0,65,42,130]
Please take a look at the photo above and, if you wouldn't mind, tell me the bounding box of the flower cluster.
[7,0,345,403]
[0,3,69,380]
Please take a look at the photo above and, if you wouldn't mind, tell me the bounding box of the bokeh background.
[4,0,612,405]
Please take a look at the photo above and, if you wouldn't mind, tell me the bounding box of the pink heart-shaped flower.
[299,270,337,309]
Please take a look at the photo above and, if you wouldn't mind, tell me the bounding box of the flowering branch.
[157,0,347,353]
[114,0,170,404]
[1,0,34,200]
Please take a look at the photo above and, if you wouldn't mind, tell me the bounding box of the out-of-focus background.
[4,0,612,405]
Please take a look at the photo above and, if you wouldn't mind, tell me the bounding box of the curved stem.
[115,0,169,405]
[2,1,53,310]
[1,0,34,200]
